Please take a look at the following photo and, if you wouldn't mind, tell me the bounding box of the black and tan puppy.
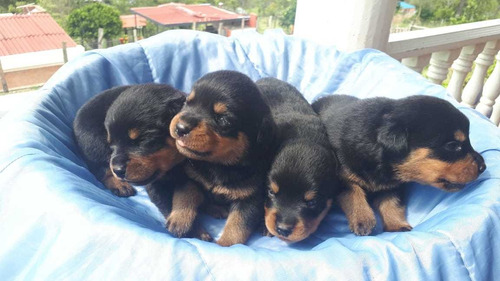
[312,94,486,236]
[257,78,339,243]
[170,70,274,246]
[74,84,209,240]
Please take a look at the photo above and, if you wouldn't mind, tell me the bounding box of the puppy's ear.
[256,115,275,150]
[377,114,408,155]
[166,94,186,117]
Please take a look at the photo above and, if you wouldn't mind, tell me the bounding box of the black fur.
[257,78,339,242]
[313,94,486,235]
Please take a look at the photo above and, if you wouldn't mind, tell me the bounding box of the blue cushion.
[0,29,498,280]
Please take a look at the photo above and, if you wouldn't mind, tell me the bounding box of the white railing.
[387,19,500,126]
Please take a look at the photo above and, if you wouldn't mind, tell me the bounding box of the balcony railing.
[388,19,500,126]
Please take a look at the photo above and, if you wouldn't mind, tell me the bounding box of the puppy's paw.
[110,184,136,197]
[350,213,376,236]
[384,222,413,232]
[205,204,229,219]
[166,210,196,238]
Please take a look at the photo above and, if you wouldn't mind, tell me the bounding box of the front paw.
[166,210,196,237]
[110,184,136,197]
[350,212,376,236]
[384,222,413,232]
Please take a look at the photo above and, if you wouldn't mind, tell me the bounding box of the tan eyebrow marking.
[187,91,195,102]
[270,181,279,194]
[213,102,228,114]
[128,128,140,140]
[305,190,316,201]
[454,130,466,142]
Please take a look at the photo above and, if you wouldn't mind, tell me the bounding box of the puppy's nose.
[112,164,126,179]
[472,152,486,174]
[276,224,293,237]
[175,122,192,137]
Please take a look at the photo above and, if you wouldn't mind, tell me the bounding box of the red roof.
[120,15,148,28]
[131,3,248,26]
[0,13,77,56]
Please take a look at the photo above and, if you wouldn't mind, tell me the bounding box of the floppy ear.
[256,115,276,151]
[377,114,408,155]
[165,94,186,117]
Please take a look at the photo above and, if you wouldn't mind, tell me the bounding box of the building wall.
[4,64,62,90]
[0,45,85,90]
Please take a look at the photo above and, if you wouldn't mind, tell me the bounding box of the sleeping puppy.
[74,84,210,240]
[170,70,274,246]
[312,95,486,236]
[257,78,339,243]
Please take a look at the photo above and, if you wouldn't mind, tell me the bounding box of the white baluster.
[427,50,461,85]
[447,43,485,102]
[402,55,431,73]
[490,95,500,126]
[461,40,500,108]
[476,51,500,117]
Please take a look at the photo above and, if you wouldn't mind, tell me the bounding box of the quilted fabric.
[0,30,498,281]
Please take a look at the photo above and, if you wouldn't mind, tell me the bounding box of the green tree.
[67,2,123,46]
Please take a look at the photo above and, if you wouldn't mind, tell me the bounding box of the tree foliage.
[408,0,500,25]
[67,2,122,42]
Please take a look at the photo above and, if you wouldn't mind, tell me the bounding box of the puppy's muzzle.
[111,154,128,179]
[472,151,486,174]
[175,115,199,138]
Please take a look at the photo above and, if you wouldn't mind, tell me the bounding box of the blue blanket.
[0,30,498,281]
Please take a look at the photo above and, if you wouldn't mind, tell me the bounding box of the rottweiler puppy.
[73,84,210,240]
[312,95,486,236]
[169,70,274,246]
[257,78,339,243]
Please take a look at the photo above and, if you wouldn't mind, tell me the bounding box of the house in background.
[120,14,148,42]
[131,3,257,37]
[0,12,84,91]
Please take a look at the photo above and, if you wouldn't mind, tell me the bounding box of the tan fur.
[124,139,184,182]
[171,117,249,165]
[128,128,140,140]
[454,130,466,142]
[212,185,255,201]
[394,148,479,190]
[304,190,316,201]
[265,199,333,242]
[338,183,376,236]
[102,168,135,196]
[270,181,279,194]
[213,102,228,114]
[374,194,412,232]
[106,130,111,144]
[186,91,195,102]
[217,209,251,246]
[166,181,204,237]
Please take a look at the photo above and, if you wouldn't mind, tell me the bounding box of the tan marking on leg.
[217,209,252,246]
[211,185,255,201]
[374,194,412,232]
[338,183,376,236]
[166,181,204,237]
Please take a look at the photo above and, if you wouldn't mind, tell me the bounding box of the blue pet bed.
[0,30,498,281]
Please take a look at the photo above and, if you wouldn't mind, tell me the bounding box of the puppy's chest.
[185,163,259,201]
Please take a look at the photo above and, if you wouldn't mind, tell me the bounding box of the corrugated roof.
[0,13,77,56]
[131,3,248,27]
[120,15,148,28]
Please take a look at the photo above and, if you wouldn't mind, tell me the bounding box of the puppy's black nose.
[112,164,127,179]
[276,225,293,237]
[176,122,192,137]
[472,152,486,174]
